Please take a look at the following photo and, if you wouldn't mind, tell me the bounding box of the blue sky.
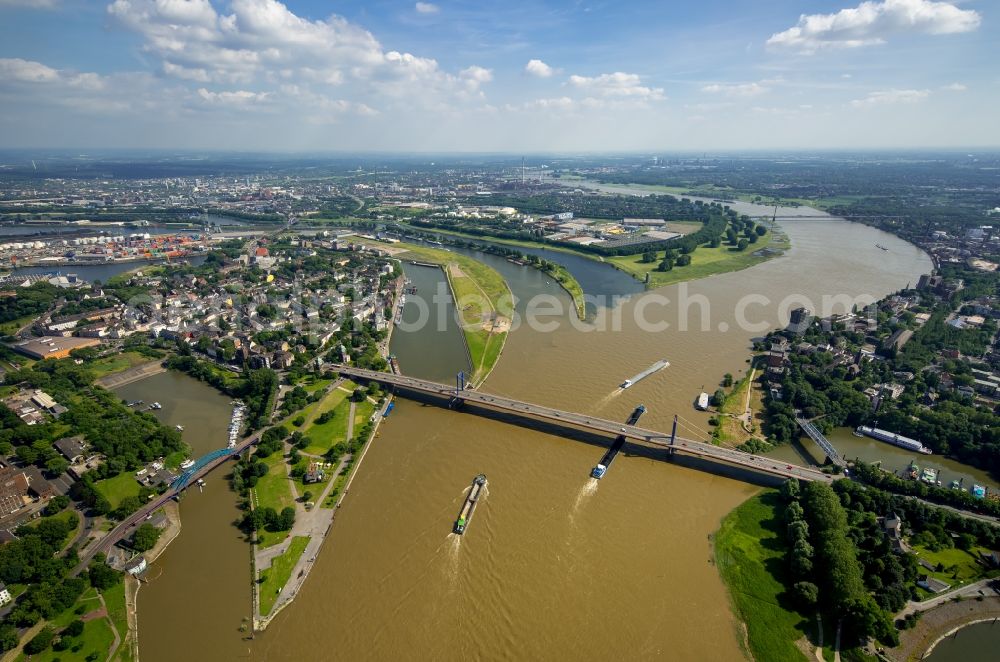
[0,0,995,151]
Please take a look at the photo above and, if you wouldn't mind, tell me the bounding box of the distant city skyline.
[0,0,996,151]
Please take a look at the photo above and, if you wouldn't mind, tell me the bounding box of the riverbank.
[397,219,789,291]
[252,394,392,631]
[95,360,166,389]
[714,491,812,662]
[125,501,181,662]
[357,237,512,385]
[394,223,587,318]
[890,596,1000,661]
[609,228,788,288]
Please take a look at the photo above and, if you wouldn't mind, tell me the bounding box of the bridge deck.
[795,417,845,467]
[337,366,834,484]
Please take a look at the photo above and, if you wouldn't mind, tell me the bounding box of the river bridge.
[795,417,846,467]
[335,365,835,485]
[73,434,257,575]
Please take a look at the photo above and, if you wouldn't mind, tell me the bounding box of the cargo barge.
[454,474,487,535]
[591,404,646,479]
[855,425,932,454]
[620,359,669,389]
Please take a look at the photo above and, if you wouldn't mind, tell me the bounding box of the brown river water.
[136,212,935,661]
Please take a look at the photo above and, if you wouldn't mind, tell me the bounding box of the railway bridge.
[335,365,836,485]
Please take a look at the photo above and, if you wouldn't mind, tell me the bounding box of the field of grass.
[715,491,810,662]
[353,398,376,432]
[608,230,787,289]
[15,587,118,662]
[103,582,130,661]
[301,391,351,455]
[396,222,587,317]
[259,536,311,616]
[912,544,997,589]
[87,351,154,378]
[252,452,295,549]
[94,473,141,509]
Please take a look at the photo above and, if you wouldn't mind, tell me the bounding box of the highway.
[334,365,836,485]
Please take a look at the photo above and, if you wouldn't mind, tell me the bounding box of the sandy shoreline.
[889,596,1000,661]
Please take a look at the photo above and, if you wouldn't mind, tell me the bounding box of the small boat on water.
[180,459,195,470]
[454,474,487,535]
[696,392,710,410]
[175,425,184,431]
[149,402,162,410]
[875,243,889,251]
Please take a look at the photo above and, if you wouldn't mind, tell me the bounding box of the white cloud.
[510,96,576,112]
[525,59,555,78]
[105,0,487,111]
[942,82,966,91]
[0,0,59,8]
[701,82,767,97]
[850,88,930,107]
[197,87,271,106]
[414,2,439,14]
[767,0,981,53]
[0,58,60,83]
[568,71,664,100]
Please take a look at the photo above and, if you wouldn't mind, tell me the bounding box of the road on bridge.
[72,432,259,576]
[334,365,835,485]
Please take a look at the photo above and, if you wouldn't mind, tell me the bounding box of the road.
[71,430,260,576]
[334,365,835,485]
[897,578,1000,617]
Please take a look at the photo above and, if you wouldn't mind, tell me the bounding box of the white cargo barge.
[620,359,669,389]
[855,425,931,454]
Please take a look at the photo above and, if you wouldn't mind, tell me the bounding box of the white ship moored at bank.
[855,425,931,454]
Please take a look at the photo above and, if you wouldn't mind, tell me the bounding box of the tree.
[640,250,657,263]
[710,389,726,407]
[780,478,800,501]
[88,560,121,590]
[656,257,674,272]
[755,225,767,236]
[45,456,70,477]
[24,627,55,655]
[63,619,85,638]
[0,624,18,653]
[722,373,733,387]
[675,254,691,266]
[278,506,295,530]
[44,495,70,516]
[793,581,819,608]
[131,523,162,552]
[737,238,749,251]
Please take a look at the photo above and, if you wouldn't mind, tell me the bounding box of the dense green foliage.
[131,522,163,552]
[0,281,60,327]
[0,512,88,629]
[2,358,186,478]
[165,355,277,430]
